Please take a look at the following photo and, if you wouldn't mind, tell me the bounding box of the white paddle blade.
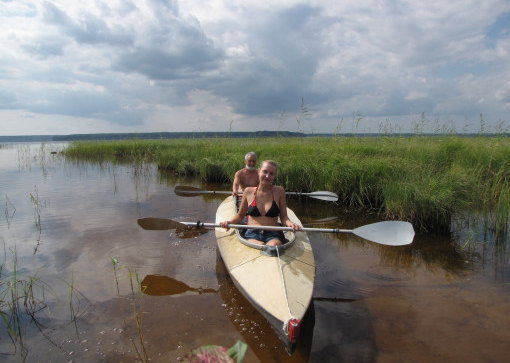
[306,192,339,202]
[353,221,415,246]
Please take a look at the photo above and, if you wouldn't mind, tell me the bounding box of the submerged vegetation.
[64,135,510,235]
[1,185,90,359]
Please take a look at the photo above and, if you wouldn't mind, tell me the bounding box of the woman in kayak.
[219,160,302,246]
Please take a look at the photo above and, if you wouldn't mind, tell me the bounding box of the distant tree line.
[0,131,302,142]
[1,131,508,143]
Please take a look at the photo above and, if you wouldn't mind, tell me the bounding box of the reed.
[64,136,510,234]
[0,245,58,358]
[1,195,89,358]
[111,258,149,363]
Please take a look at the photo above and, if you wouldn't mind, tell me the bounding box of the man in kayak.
[221,160,302,246]
[232,151,259,196]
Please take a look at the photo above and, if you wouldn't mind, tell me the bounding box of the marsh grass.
[64,136,510,235]
[0,243,91,359]
[4,196,16,228]
[28,185,45,254]
[111,258,148,363]
[1,245,55,358]
[66,271,91,337]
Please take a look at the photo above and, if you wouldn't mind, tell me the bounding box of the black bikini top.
[246,186,280,217]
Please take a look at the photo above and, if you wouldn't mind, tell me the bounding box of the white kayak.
[214,196,316,353]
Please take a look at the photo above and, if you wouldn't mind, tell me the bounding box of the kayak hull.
[215,196,316,353]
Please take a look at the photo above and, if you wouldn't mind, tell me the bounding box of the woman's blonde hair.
[261,160,278,170]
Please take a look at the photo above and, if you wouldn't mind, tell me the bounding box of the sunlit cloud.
[0,0,509,135]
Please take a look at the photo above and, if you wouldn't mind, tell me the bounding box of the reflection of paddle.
[300,216,338,225]
[313,296,356,302]
[140,274,217,296]
[137,218,415,246]
[175,185,339,202]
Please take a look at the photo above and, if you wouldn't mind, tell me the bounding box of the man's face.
[245,157,257,170]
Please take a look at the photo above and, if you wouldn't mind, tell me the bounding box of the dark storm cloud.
[42,1,133,46]
[113,36,224,80]
[202,4,331,115]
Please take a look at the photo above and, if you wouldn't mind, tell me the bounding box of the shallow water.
[0,143,509,362]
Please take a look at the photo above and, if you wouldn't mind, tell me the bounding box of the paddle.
[174,185,339,202]
[137,218,415,246]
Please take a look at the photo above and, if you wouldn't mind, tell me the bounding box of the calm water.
[1,143,509,362]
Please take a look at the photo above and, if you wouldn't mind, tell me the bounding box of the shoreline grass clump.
[63,136,510,234]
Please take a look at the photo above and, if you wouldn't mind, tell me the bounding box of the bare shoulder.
[273,185,286,197]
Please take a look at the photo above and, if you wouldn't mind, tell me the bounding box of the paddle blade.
[137,217,209,238]
[174,185,207,197]
[138,217,183,230]
[352,221,415,246]
[306,191,338,202]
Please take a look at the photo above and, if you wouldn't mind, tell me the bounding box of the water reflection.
[215,251,314,362]
[2,143,510,363]
[141,274,217,296]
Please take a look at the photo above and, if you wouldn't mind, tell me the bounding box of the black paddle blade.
[137,217,183,230]
[137,217,209,238]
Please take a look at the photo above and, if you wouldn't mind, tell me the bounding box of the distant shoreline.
[1,131,508,142]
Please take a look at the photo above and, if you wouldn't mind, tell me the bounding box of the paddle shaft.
[184,222,350,233]
[174,186,338,201]
[138,218,415,245]
[179,190,334,197]
[180,220,415,246]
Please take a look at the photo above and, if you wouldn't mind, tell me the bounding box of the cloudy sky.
[1,0,510,136]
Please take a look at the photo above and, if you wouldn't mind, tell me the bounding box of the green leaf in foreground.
[185,340,247,363]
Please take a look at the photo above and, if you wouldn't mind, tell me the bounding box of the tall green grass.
[64,136,510,234]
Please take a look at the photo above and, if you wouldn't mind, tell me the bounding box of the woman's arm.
[220,188,251,229]
[276,186,302,231]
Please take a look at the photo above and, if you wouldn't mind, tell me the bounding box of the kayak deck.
[215,196,316,352]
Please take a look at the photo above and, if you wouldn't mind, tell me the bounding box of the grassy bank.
[63,136,510,233]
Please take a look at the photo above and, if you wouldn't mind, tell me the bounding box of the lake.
[1,142,509,362]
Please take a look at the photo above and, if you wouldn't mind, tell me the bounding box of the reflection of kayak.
[216,250,315,361]
[215,196,316,353]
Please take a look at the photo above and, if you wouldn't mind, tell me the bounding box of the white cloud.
[0,0,509,135]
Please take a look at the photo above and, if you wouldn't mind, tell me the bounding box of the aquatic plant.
[111,257,149,362]
[63,135,510,236]
[0,244,87,358]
